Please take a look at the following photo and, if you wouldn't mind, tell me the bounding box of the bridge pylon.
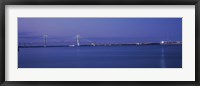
[76,34,80,46]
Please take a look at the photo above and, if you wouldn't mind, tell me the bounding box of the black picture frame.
[0,0,199,86]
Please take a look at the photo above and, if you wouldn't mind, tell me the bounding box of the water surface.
[18,45,182,68]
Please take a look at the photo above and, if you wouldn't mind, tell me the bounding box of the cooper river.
[18,45,182,68]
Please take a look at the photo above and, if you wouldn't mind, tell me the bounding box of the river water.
[18,45,182,68]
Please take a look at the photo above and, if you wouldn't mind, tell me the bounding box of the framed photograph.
[0,0,199,86]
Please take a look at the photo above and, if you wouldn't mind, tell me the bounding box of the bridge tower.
[43,34,48,47]
[76,34,80,46]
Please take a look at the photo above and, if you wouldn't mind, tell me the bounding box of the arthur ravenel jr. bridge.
[19,34,97,47]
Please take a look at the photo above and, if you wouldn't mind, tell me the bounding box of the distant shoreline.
[18,43,182,48]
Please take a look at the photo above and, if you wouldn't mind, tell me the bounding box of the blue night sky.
[18,18,182,44]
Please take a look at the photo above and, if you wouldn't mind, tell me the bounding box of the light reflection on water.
[161,47,166,68]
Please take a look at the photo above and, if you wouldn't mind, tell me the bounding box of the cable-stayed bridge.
[18,34,96,47]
